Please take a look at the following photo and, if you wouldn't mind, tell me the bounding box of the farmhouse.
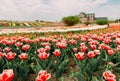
[78,12,108,23]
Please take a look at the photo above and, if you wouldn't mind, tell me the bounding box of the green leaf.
[30,64,41,74]
[117,68,120,74]
[59,77,64,81]
[119,79,120,81]
[86,59,99,79]
[17,65,30,81]
[0,59,5,72]
[52,59,68,78]
[71,72,86,81]
[57,59,68,77]
[92,76,99,81]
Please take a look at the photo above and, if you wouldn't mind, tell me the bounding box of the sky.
[0,0,120,21]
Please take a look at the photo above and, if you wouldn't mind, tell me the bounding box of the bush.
[96,19,108,25]
[62,16,80,26]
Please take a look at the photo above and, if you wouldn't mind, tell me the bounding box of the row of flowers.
[1,31,120,81]
[0,69,51,81]
[0,22,42,27]
[0,69,116,81]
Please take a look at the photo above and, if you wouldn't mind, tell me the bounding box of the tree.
[62,16,80,26]
[35,20,39,22]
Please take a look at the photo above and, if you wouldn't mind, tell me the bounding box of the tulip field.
[0,21,61,27]
[0,24,120,81]
[0,21,41,27]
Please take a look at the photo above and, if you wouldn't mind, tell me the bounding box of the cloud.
[95,4,120,20]
[0,0,119,21]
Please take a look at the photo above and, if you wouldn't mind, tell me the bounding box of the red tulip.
[53,35,58,38]
[22,45,30,51]
[81,37,86,42]
[105,45,111,51]
[7,40,14,46]
[52,39,57,43]
[15,42,23,47]
[36,70,51,81]
[93,50,100,55]
[0,74,3,81]
[39,37,48,42]
[116,45,120,51]
[112,34,117,39]
[107,50,114,55]
[23,38,32,43]
[103,38,112,44]
[92,34,99,40]
[90,45,96,50]
[68,39,77,45]
[6,52,16,61]
[0,69,14,81]
[56,42,66,49]
[18,36,24,42]
[4,47,11,53]
[105,78,116,81]
[99,36,104,41]
[80,43,85,46]
[73,48,78,53]
[99,43,106,49]
[19,53,28,60]
[115,38,120,45]
[88,40,98,45]
[38,48,45,53]
[75,52,85,60]
[53,49,61,57]
[38,52,49,60]
[34,38,39,44]
[103,70,116,81]
[87,51,95,58]
[11,36,17,40]
[59,42,66,49]
[0,52,4,59]
[80,45,87,52]
[0,39,7,45]
[45,46,50,52]
[56,42,59,47]
[41,43,50,47]
[72,35,79,40]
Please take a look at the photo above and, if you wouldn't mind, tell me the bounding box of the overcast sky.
[0,0,120,21]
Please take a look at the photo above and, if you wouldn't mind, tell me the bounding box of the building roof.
[79,12,87,17]
[87,13,95,15]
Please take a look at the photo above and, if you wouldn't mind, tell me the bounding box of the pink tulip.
[103,70,116,81]
[36,70,51,81]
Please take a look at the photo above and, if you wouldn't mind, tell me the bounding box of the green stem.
[34,58,42,70]
[105,52,108,64]
[70,51,81,72]
[105,65,109,71]
[5,58,10,69]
